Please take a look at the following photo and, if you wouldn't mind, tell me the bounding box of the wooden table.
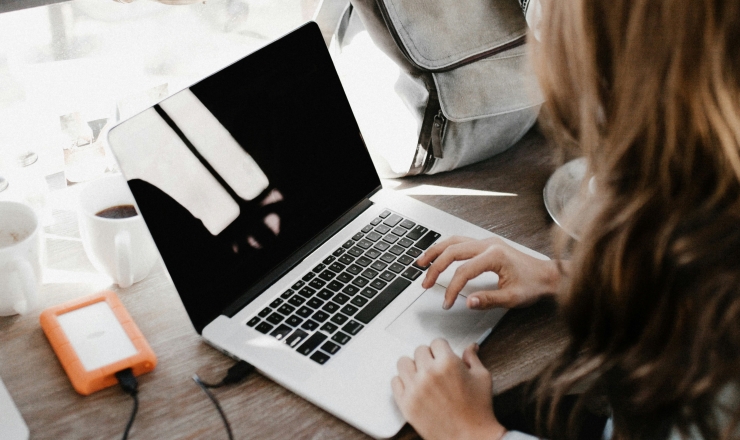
[0,127,569,439]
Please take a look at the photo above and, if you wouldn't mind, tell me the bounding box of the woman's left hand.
[391,339,507,440]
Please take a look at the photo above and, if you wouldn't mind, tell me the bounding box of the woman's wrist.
[463,419,507,440]
[540,259,566,297]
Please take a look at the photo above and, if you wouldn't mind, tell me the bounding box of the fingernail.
[474,343,480,352]
[469,297,480,309]
[442,300,450,310]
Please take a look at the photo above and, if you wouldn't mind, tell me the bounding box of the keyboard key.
[389,245,405,256]
[327,281,343,292]
[342,240,355,249]
[380,271,396,282]
[355,278,412,324]
[351,277,369,287]
[379,210,391,218]
[365,231,382,242]
[312,310,330,322]
[332,332,351,345]
[383,234,399,244]
[361,269,378,279]
[346,264,362,275]
[380,253,396,263]
[332,248,345,257]
[375,224,391,235]
[287,296,305,307]
[296,306,314,318]
[341,285,360,296]
[259,307,272,318]
[400,219,416,229]
[323,255,336,265]
[339,254,355,265]
[406,225,428,241]
[406,247,422,258]
[281,289,294,299]
[307,297,324,309]
[297,331,327,356]
[397,255,414,265]
[247,317,260,327]
[331,313,349,325]
[370,217,383,226]
[398,238,414,248]
[389,263,405,274]
[415,231,441,250]
[255,322,274,334]
[340,304,358,316]
[302,272,316,281]
[383,214,403,227]
[350,296,368,307]
[392,227,407,236]
[347,247,364,257]
[301,320,319,331]
[286,315,304,327]
[360,287,379,298]
[371,279,388,290]
[270,324,293,341]
[337,273,354,283]
[412,261,430,271]
[402,267,422,281]
[313,263,326,273]
[365,249,381,259]
[298,287,316,298]
[309,279,326,290]
[352,232,364,241]
[319,270,336,281]
[356,239,373,249]
[332,293,350,305]
[317,289,334,300]
[342,320,364,336]
[322,302,339,313]
[278,304,297,315]
[285,329,309,348]
[370,261,388,271]
[310,351,331,365]
[329,262,346,273]
[267,313,284,325]
[356,256,372,267]
[270,298,283,308]
[321,341,341,355]
[292,280,305,290]
[321,322,339,334]
[361,224,374,233]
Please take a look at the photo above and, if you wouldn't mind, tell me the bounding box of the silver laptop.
[107,22,547,438]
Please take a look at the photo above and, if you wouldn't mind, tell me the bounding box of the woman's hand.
[391,339,506,440]
[416,236,562,310]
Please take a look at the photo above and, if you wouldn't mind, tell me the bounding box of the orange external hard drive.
[40,290,157,395]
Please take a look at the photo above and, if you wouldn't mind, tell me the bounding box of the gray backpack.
[329,0,543,176]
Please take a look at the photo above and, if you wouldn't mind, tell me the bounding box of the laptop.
[107,22,547,438]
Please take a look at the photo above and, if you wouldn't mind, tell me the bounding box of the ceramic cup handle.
[115,230,134,288]
[9,257,37,315]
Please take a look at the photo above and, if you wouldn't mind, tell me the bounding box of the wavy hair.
[530,0,740,438]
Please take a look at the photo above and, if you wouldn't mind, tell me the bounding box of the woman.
[392,0,740,438]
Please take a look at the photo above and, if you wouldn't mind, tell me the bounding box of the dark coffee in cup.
[96,204,138,219]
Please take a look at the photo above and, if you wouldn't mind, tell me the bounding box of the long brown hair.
[531,0,740,438]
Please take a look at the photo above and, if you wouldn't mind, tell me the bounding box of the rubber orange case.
[40,290,157,395]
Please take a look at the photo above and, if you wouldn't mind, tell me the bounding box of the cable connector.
[195,360,255,389]
[115,369,139,440]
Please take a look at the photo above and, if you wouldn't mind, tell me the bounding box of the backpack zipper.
[431,110,446,159]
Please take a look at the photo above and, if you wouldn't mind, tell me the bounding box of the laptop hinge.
[221,190,380,319]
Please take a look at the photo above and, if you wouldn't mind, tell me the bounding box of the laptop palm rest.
[385,284,499,354]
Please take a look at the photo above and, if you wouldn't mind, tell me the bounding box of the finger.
[467,289,528,309]
[391,376,405,402]
[429,338,454,360]
[462,343,485,370]
[443,252,499,308]
[416,236,471,267]
[421,239,481,289]
[396,356,417,383]
[413,345,434,369]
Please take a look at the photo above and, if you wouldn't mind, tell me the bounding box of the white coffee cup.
[0,201,42,316]
[78,174,158,288]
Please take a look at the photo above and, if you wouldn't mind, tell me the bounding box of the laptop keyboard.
[245,209,440,365]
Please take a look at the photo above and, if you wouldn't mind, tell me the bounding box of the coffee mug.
[78,174,158,288]
[0,201,42,316]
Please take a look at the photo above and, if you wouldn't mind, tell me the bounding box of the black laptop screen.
[108,23,381,333]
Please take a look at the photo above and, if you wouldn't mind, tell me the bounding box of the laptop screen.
[107,23,381,333]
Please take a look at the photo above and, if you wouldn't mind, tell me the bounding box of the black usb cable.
[115,369,139,440]
[192,361,255,440]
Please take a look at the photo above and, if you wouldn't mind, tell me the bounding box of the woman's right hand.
[416,236,563,310]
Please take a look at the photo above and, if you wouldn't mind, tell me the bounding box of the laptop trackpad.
[385,284,491,352]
